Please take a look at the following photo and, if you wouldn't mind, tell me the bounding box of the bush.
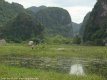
[44,35,72,44]
[72,36,81,44]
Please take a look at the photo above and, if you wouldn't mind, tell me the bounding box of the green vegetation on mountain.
[0,0,24,26]
[0,0,45,43]
[27,6,47,13]
[79,12,90,39]
[0,0,73,39]
[28,7,73,37]
[83,0,107,45]
[1,12,44,43]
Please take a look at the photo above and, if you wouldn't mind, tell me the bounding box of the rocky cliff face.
[83,0,107,45]
[79,12,90,39]
[92,0,107,27]
[0,0,73,38]
[28,7,73,37]
[35,7,71,27]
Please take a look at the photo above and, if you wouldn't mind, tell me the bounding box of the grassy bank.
[0,64,104,80]
[0,43,107,59]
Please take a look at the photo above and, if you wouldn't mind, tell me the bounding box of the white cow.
[28,41,34,46]
[28,41,34,49]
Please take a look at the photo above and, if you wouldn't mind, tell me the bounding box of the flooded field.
[0,44,107,79]
[1,56,107,78]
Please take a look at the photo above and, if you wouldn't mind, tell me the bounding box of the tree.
[2,12,44,43]
[72,35,81,44]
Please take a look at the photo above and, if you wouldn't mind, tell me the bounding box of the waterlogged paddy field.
[0,44,107,80]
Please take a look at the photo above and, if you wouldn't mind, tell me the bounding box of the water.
[70,64,85,76]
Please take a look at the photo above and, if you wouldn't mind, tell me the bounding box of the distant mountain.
[72,22,81,37]
[79,12,90,39]
[28,7,73,37]
[83,0,107,45]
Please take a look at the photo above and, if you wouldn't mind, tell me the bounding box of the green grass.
[0,64,104,80]
[0,43,107,59]
[0,43,107,80]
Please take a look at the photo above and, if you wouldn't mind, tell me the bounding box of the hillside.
[1,12,44,43]
[0,0,73,38]
[0,0,25,26]
[0,0,45,43]
[83,0,107,45]
[28,7,73,37]
[79,12,90,39]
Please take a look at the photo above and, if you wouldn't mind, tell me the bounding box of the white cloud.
[53,0,97,7]
[5,0,96,23]
[5,0,57,8]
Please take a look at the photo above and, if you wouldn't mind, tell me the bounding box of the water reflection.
[70,64,85,76]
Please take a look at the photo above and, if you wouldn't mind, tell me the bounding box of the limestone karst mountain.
[28,7,73,37]
[79,12,90,39]
[83,0,107,45]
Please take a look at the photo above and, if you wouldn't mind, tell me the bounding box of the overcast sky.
[5,0,97,23]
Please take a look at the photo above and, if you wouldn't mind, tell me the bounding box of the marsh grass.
[0,43,107,59]
[0,44,107,80]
